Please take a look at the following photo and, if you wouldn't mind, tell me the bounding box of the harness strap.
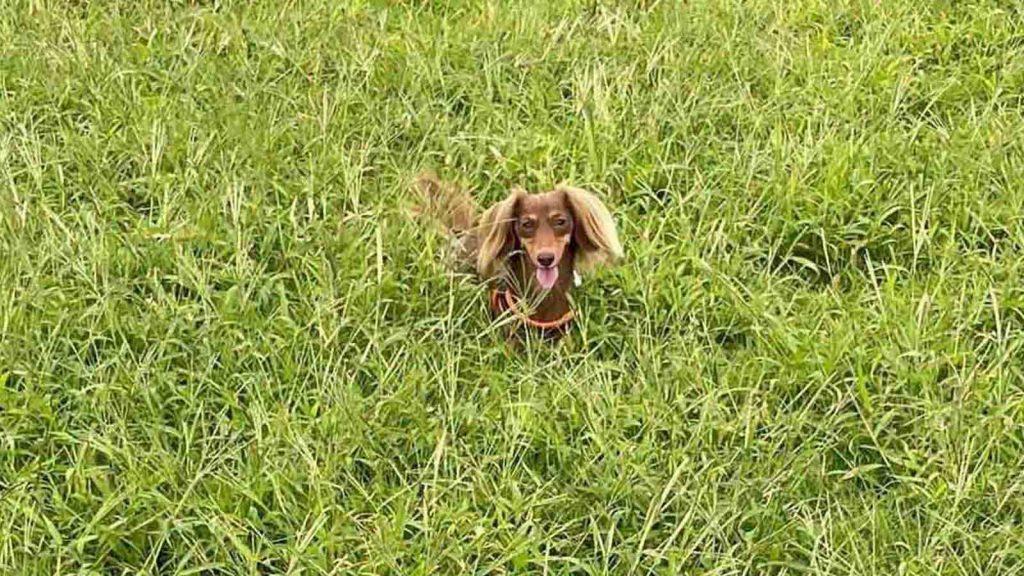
[490,288,574,331]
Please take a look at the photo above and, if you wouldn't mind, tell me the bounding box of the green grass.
[2,0,1024,573]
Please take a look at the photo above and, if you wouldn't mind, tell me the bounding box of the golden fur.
[557,185,624,272]
[475,187,524,277]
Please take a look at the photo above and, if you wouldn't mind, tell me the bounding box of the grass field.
[3,0,1024,573]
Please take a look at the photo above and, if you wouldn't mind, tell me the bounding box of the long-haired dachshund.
[415,172,622,339]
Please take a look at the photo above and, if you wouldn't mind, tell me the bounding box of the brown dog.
[415,172,622,338]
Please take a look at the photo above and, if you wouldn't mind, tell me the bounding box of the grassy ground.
[2,0,1024,573]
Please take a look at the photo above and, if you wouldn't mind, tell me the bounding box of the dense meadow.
[2,1,1024,573]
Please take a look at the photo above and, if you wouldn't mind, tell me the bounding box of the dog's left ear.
[559,185,623,272]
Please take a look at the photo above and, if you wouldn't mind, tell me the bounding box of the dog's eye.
[520,220,536,230]
[553,217,568,227]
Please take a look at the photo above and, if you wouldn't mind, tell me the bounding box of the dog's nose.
[537,253,555,267]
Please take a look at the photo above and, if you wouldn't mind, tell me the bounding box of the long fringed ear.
[476,188,524,277]
[560,185,623,272]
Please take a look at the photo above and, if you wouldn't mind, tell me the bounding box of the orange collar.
[490,287,574,332]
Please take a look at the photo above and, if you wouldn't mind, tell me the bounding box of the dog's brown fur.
[415,172,622,336]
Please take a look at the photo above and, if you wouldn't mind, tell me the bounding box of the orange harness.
[489,287,574,335]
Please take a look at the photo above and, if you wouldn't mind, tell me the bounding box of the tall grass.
[2,1,1024,573]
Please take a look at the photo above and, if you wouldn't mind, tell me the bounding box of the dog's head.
[476,185,622,289]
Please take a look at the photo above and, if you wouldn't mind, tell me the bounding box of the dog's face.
[476,185,623,289]
[514,192,574,290]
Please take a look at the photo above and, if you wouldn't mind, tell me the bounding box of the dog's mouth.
[535,266,559,290]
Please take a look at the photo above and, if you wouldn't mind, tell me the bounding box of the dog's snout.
[537,253,555,267]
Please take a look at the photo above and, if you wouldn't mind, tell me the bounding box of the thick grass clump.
[2,1,1024,573]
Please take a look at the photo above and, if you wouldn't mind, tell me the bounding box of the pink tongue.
[536,267,559,290]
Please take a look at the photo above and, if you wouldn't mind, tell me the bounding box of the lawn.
[2,0,1024,573]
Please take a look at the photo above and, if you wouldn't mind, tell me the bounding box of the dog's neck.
[507,249,575,323]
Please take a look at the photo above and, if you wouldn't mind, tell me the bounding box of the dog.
[415,172,622,339]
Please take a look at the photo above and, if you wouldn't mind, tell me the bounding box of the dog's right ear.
[476,188,524,277]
